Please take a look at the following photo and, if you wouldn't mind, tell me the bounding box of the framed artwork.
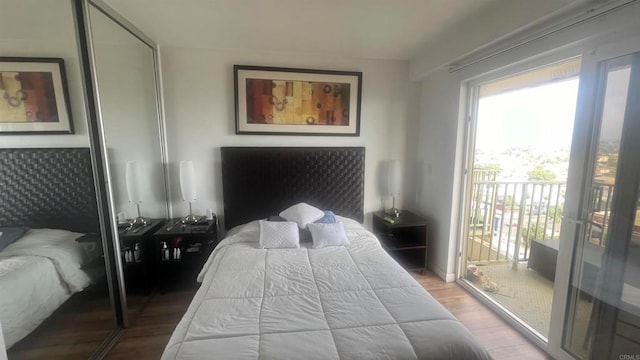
[234,65,362,136]
[0,57,74,135]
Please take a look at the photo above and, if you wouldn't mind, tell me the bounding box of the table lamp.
[385,160,401,217]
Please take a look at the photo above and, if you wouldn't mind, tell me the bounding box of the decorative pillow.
[259,220,300,249]
[308,222,349,249]
[314,211,337,224]
[279,202,325,229]
[0,227,27,251]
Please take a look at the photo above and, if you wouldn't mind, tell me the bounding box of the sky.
[476,78,579,153]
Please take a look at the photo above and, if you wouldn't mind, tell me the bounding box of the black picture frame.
[234,65,362,136]
[0,57,74,135]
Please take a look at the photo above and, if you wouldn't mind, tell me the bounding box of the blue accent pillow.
[0,227,28,251]
[314,211,337,224]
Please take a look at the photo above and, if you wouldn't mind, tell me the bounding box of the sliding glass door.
[560,49,640,359]
[461,36,640,359]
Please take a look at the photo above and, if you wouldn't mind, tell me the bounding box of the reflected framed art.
[0,57,73,135]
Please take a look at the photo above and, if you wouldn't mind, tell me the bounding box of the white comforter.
[0,229,95,348]
[163,217,490,359]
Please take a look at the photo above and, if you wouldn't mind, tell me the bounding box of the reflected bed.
[0,148,102,349]
[0,228,100,348]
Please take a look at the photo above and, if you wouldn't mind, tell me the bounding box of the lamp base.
[385,208,401,218]
[130,216,151,227]
[181,214,204,224]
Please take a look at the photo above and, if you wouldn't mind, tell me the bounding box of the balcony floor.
[473,262,554,337]
[469,261,593,352]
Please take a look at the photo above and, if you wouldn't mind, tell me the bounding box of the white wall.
[0,0,89,148]
[160,47,421,228]
[90,6,168,219]
[415,2,640,281]
[410,0,581,79]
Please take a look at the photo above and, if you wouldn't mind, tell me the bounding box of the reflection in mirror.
[87,1,169,322]
[0,1,118,358]
[1,149,115,360]
[89,5,167,221]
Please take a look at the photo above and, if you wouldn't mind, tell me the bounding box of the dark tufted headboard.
[221,147,365,230]
[0,148,100,234]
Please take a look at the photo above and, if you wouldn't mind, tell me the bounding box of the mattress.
[162,217,490,359]
[0,228,97,349]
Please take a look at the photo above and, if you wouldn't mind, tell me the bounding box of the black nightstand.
[153,218,218,292]
[118,219,165,294]
[372,211,428,273]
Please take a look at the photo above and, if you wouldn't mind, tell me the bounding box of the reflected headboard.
[221,147,365,230]
[0,148,100,233]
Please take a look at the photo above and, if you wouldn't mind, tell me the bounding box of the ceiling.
[103,0,580,61]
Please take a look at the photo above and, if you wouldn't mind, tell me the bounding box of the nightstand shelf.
[373,211,428,273]
[118,219,165,295]
[153,217,218,293]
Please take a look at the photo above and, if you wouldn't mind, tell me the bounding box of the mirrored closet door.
[1,1,120,359]
[75,0,170,330]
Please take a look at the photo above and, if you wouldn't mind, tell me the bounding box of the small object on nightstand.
[166,219,180,231]
[185,243,201,253]
[133,243,142,263]
[122,248,131,263]
[161,242,170,261]
[383,216,396,224]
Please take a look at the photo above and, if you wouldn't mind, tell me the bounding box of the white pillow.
[308,222,350,249]
[259,220,300,249]
[279,202,325,229]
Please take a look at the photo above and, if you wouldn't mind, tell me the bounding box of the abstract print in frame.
[0,57,73,135]
[234,65,362,136]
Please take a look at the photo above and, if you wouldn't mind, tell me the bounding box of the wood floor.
[104,291,194,360]
[7,286,116,360]
[105,271,551,359]
[412,272,552,360]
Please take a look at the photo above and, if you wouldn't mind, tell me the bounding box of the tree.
[526,222,545,240]
[547,203,564,220]
[505,195,514,207]
[528,165,556,181]
[522,222,546,248]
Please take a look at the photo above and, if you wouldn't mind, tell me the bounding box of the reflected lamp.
[125,161,150,226]
[179,160,200,223]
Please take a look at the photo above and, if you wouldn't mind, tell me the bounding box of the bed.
[0,148,102,349]
[161,147,490,359]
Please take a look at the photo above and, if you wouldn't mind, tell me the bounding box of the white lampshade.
[125,161,143,204]
[386,160,401,197]
[180,160,197,202]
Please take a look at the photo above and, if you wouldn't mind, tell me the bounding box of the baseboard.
[429,264,457,283]
[445,272,457,282]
